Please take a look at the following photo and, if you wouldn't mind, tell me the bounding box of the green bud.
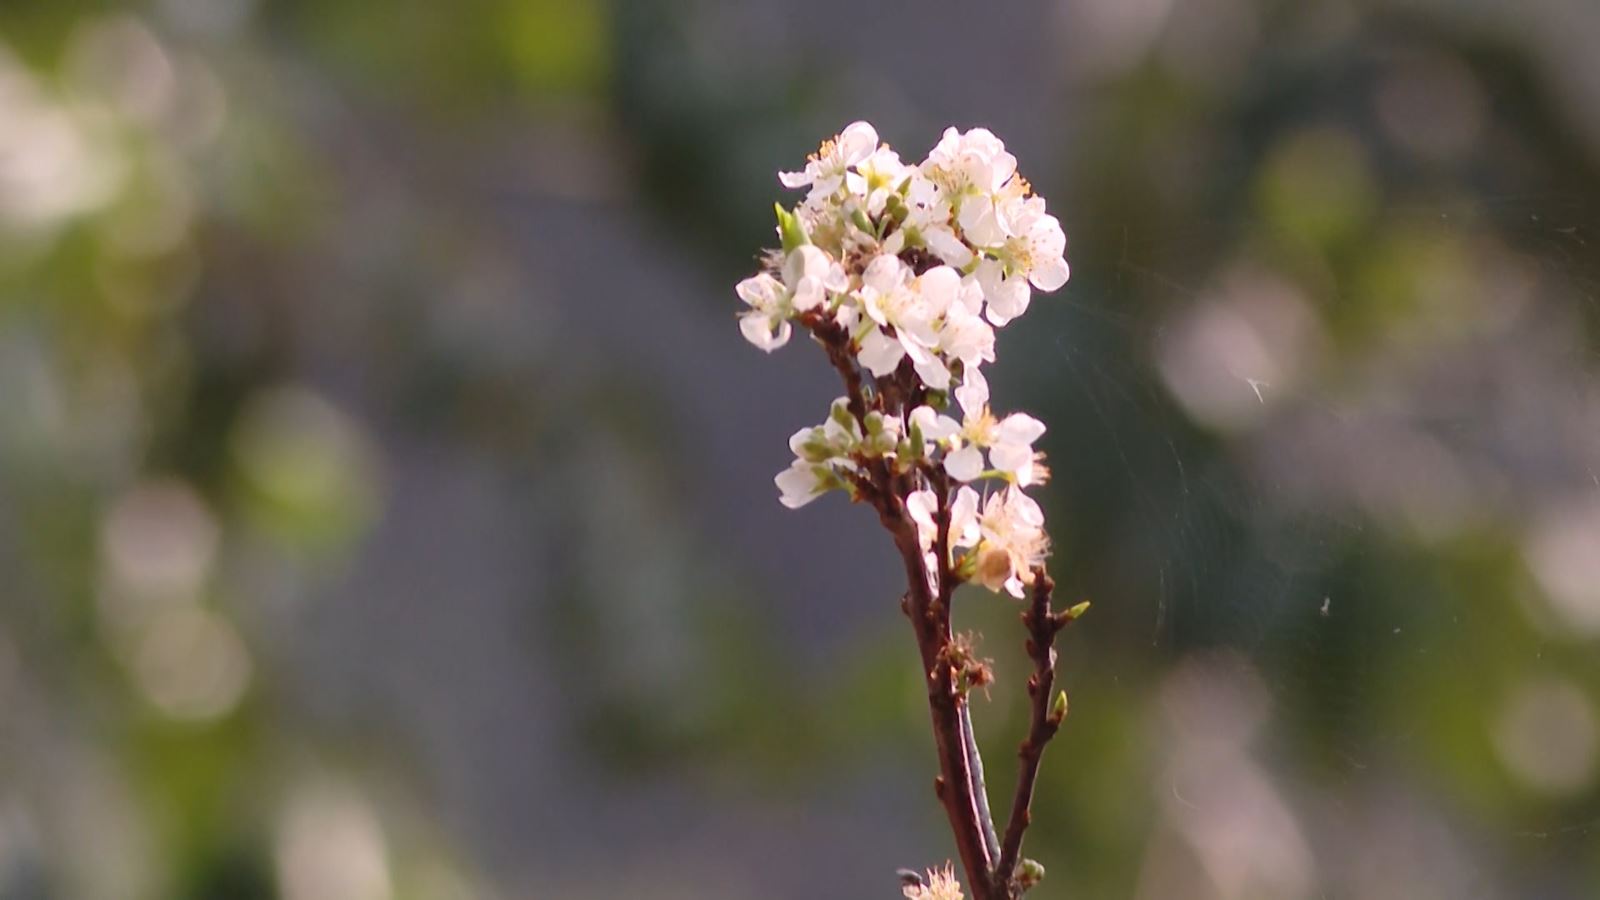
[775,203,810,252]
[830,400,857,433]
[1016,858,1046,891]
[884,193,909,222]
[924,389,949,411]
[850,207,876,235]
[1066,600,1092,620]
[908,420,925,459]
[1049,690,1069,725]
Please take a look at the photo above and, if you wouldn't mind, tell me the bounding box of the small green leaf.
[775,203,810,252]
[1049,690,1068,724]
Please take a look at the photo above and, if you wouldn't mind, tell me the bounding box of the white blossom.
[736,245,847,353]
[848,144,911,216]
[775,460,832,509]
[972,486,1049,598]
[854,256,953,389]
[735,273,790,351]
[915,370,1046,485]
[907,485,981,554]
[975,196,1069,326]
[929,278,995,369]
[923,127,1018,201]
[779,120,879,202]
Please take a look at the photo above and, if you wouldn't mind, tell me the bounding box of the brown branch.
[807,314,871,424]
[885,490,996,898]
[995,569,1068,894]
[932,468,1003,870]
[807,315,1008,899]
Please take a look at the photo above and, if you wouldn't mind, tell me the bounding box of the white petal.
[1030,214,1067,256]
[775,462,824,509]
[778,168,814,188]
[858,329,906,376]
[950,486,982,547]
[989,441,1033,474]
[863,254,906,293]
[910,406,961,441]
[945,445,986,482]
[988,152,1018,192]
[822,261,850,294]
[955,368,990,417]
[740,314,789,352]
[1006,487,1045,527]
[736,274,781,310]
[837,121,879,164]
[785,245,825,283]
[912,353,952,391]
[997,413,1046,445]
[918,266,962,314]
[791,276,824,312]
[923,226,974,268]
[984,273,1030,326]
[905,489,938,549]
[957,277,985,315]
[959,199,1006,247]
[788,427,814,456]
[1030,255,1070,292]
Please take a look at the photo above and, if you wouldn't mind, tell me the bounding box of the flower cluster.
[738,122,1067,599]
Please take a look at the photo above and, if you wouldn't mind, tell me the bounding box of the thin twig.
[995,569,1066,893]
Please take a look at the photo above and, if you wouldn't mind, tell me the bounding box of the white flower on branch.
[779,120,880,202]
[973,196,1069,326]
[775,398,862,508]
[973,486,1050,598]
[736,245,848,352]
[907,485,982,556]
[912,370,1047,486]
[856,258,960,389]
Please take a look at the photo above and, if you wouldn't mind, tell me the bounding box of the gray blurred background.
[3,0,1600,897]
